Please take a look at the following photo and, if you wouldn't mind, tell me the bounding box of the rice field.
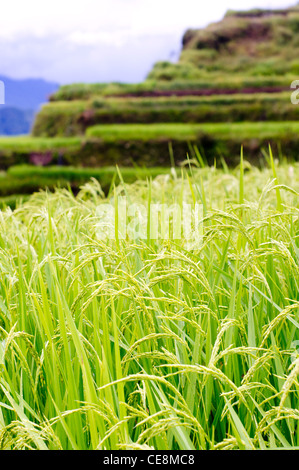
[0,155,298,450]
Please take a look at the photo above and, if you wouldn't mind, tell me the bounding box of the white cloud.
[67,30,134,48]
[0,0,296,82]
[2,0,294,36]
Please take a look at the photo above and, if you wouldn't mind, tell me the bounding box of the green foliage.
[0,165,177,198]
[86,121,299,141]
[0,163,298,449]
[0,194,31,210]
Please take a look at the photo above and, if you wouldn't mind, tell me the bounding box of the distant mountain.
[0,75,59,111]
[0,75,59,135]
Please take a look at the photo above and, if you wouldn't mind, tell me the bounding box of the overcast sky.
[0,0,295,84]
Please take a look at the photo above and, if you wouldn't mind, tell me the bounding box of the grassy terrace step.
[0,136,83,169]
[0,136,81,151]
[86,123,201,141]
[86,121,299,141]
[75,121,299,165]
[32,92,299,137]
[0,121,299,170]
[7,164,174,182]
[0,194,31,210]
[2,122,299,169]
[50,75,294,101]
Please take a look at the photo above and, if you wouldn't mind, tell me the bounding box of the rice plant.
[0,159,298,450]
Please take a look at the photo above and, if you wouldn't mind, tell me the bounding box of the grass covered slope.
[2,6,299,200]
[152,5,299,81]
[0,162,298,449]
[2,121,299,183]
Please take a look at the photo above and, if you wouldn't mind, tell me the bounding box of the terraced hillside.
[31,6,299,159]
[1,6,299,205]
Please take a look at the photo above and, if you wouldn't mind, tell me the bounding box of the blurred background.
[0,0,295,134]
